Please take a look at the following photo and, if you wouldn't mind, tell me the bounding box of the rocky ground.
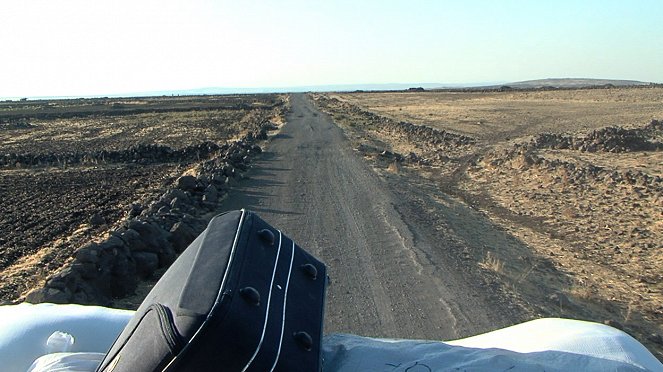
[0,95,287,305]
[312,88,663,360]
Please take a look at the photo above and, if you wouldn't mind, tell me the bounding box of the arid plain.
[0,88,662,361]
[314,87,663,358]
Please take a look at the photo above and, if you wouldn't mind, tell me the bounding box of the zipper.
[162,210,246,372]
[160,291,235,372]
[151,303,185,354]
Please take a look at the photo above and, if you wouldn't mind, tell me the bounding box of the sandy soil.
[313,87,663,360]
[335,88,663,141]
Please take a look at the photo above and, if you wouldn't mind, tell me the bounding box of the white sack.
[1,304,661,372]
[0,303,132,372]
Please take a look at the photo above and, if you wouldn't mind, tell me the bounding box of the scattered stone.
[356,143,381,155]
[603,319,624,330]
[648,333,663,345]
[548,292,573,308]
[0,141,226,169]
[89,213,105,226]
[128,203,143,218]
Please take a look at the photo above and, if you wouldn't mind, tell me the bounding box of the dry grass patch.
[480,251,504,273]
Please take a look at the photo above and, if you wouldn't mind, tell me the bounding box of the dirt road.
[221,94,523,340]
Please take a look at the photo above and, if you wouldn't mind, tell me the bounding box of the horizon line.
[1,78,656,101]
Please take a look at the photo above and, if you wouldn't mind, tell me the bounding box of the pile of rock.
[316,96,475,150]
[316,96,474,169]
[479,122,663,192]
[24,136,264,306]
[383,120,475,148]
[0,117,34,129]
[0,141,225,168]
[532,120,662,153]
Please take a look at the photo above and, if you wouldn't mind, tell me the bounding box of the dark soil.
[0,94,286,303]
[0,165,175,271]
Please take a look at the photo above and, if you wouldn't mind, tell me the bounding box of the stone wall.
[24,128,270,306]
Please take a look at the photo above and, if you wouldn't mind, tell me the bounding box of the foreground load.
[99,209,327,371]
[1,304,661,371]
[1,210,661,371]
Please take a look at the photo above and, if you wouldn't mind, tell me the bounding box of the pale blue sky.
[1,0,662,98]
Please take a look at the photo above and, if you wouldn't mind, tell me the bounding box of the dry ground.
[0,95,286,303]
[314,87,663,359]
[337,88,662,141]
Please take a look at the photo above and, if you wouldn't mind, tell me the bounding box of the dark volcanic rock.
[116,228,148,252]
[72,262,98,280]
[127,219,171,254]
[89,213,105,226]
[133,251,159,279]
[533,123,663,153]
[128,203,143,218]
[176,175,197,191]
[167,188,192,204]
[203,185,218,204]
[169,222,199,253]
[648,333,663,346]
[157,244,177,267]
[25,287,70,304]
[76,243,101,263]
[110,254,137,297]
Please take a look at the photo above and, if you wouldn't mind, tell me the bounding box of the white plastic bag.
[0,303,132,372]
[27,353,105,372]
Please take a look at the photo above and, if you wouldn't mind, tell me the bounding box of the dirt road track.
[221,94,520,340]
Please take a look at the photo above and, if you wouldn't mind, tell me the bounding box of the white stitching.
[162,209,246,371]
[270,240,295,372]
[241,229,283,372]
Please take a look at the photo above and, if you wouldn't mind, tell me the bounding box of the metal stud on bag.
[239,287,261,306]
[293,331,313,351]
[301,264,317,280]
[257,229,275,245]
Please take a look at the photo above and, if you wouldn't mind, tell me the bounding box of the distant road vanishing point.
[221,94,517,340]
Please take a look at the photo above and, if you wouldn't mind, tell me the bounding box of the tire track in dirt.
[220,94,521,339]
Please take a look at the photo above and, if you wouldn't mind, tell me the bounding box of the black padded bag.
[97,209,327,372]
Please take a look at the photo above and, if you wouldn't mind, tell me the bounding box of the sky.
[1,0,662,98]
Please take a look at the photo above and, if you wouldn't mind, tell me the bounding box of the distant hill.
[168,83,451,95]
[503,78,651,89]
[7,79,656,101]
